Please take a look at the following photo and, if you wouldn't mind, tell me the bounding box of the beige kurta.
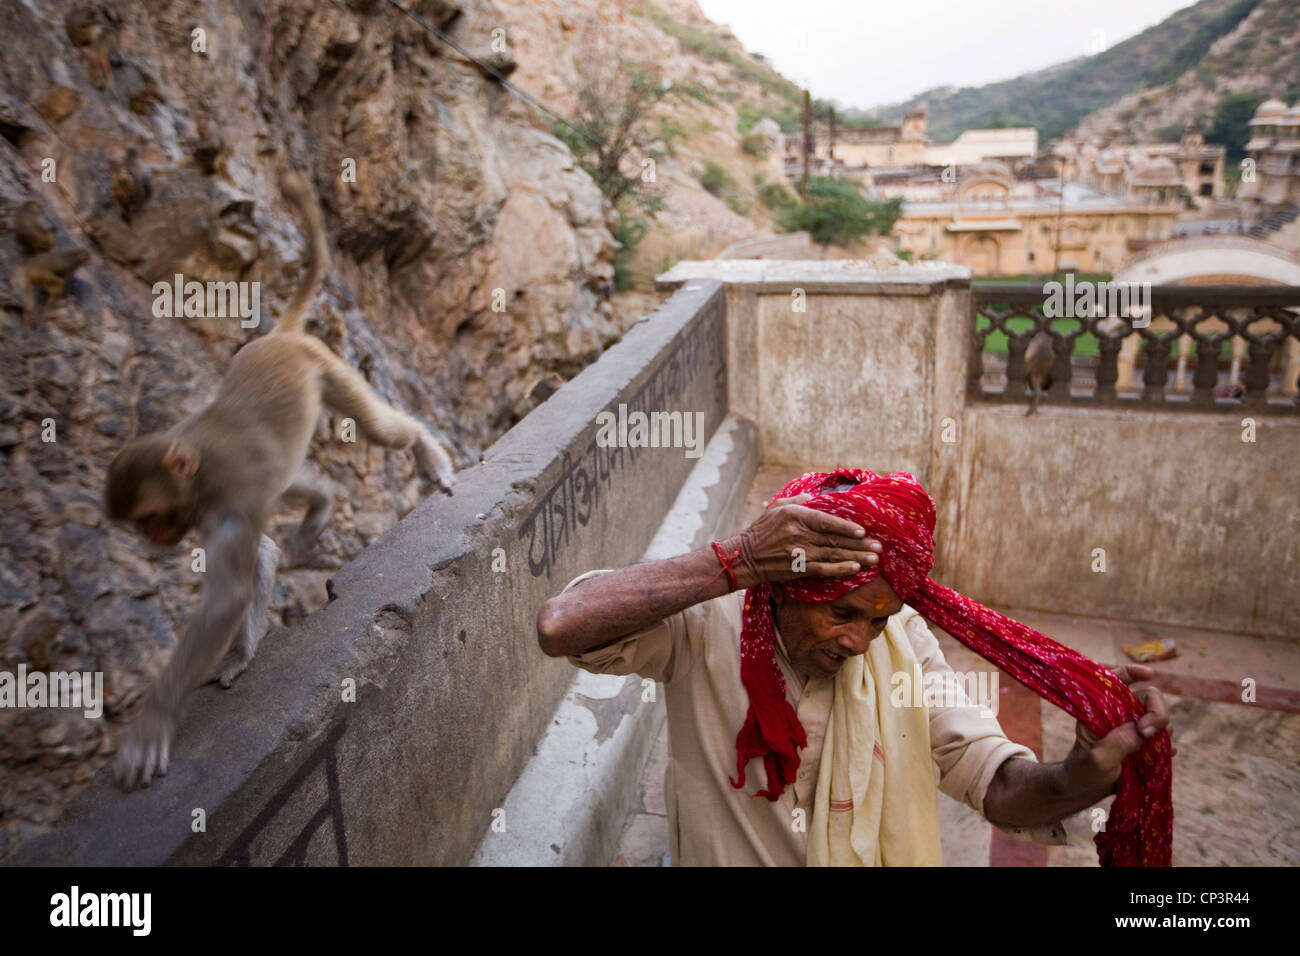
[565,569,1078,866]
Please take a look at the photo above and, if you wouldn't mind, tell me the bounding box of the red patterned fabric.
[730,468,1173,867]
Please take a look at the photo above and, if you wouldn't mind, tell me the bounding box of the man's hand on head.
[716,493,882,590]
[539,494,879,659]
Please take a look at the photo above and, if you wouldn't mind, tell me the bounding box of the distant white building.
[924,128,1039,167]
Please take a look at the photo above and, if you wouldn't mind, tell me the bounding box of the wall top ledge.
[971,402,1300,426]
[655,258,972,294]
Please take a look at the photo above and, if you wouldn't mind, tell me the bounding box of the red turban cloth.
[731,468,1173,867]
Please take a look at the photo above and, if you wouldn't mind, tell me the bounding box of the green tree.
[777,177,902,246]
[1152,123,1185,143]
[550,48,681,290]
[1205,91,1265,167]
[552,64,675,208]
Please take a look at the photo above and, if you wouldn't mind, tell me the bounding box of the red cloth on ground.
[730,468,1173,867]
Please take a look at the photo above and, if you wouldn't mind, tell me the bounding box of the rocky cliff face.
[494,0,799,285]
[0,0,621,854]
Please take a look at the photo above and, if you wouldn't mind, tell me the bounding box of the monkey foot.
[286,538,322,569]
[210,651,251,689]
[112,708,174,791]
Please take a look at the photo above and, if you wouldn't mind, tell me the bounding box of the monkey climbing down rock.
[102,166,457,791]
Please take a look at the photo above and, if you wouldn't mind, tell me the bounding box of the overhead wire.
[379,0,586,142]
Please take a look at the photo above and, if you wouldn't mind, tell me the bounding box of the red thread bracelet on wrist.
[710,540,742,592]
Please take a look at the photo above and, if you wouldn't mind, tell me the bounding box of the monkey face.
[135,509,191,548]
[106,436,202,547]
[130,478,201,547]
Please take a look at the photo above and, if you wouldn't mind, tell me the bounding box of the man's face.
[772,576,904,680]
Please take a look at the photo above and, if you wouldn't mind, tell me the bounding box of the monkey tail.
[274,169,328,336]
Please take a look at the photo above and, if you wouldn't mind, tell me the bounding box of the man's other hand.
[1063,664,1173,796]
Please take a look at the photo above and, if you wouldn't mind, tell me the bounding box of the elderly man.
[537,469,1172,866]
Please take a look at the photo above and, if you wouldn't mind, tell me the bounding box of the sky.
[695,0,1199,111]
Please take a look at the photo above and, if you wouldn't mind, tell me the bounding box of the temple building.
[775,107,1222,275]
[791,107,1038,174]
[1059,128,1225,208]
[1241,97,1300,208]
[891,160,1181,275]
[1139,130,1225,203]
[805,107,931,168]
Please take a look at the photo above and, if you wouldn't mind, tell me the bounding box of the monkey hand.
[424,460,455,497]
[112,700,175,790]
[412,430,455,496]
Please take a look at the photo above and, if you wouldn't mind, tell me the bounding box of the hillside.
[873,0,1299,145]
[495,0,811,290]
[1073,0,1300,149]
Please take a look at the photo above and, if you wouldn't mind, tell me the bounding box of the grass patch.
[741,131,770,157]
[757,180,797,211]
[976,315,1235,360]
[699,161,735,196]
[699,161,749,215]
[975,272,1115,357]
[976,314,1100,358]
[738,100,801,134]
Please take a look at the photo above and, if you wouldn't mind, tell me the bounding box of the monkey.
[1024,330,1053,415]
[64,5,111,89]
[23,248,89,309]
[103,167,457,789]
[110,147,150,222]
[15,201,55,254]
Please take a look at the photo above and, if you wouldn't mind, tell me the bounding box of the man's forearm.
[982,756,1113,829]
[536,498,879,659]
[536,541,740,658]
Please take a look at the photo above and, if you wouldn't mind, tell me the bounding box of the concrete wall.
[659,259,973,581]
[661,260,970,473]
[11,279,730,866]
[658,259,1298,640]
[952,405,1299,639]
